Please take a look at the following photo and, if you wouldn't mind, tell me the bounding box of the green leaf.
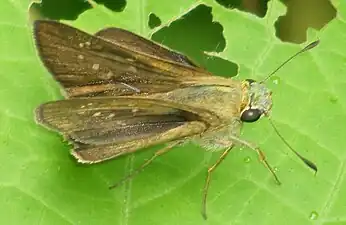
[1,0,345,224]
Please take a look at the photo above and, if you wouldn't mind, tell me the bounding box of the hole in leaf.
[215,0,269,18]
[94,0,126,12]
[148,13,162,29]
[151,4,238,78]
[214,0,336,44]
[29,0,126,20]
[275,0,336,43]
[30,0,92,20]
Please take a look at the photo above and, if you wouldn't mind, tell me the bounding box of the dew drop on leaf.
[329,96,338,104]
[309,211,319,220]
[244,156,251,163]
[270,76,281,85]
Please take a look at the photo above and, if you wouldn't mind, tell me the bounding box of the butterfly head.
[240,79,272,123]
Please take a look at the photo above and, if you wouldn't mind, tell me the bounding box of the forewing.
[36,97,219,163]
[33,20,212,98]
[95,27,199,67]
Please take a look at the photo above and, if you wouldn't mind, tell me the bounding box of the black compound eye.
[246,79,256,84]
[240,108,262,123]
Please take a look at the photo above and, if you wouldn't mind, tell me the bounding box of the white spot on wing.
[132,108,139,113]
[116,121,127,126]
[92,64,100,70]
[93,112,102,117]
[107,113,115,119]
[105,71,113,79]
[127,66,137,73]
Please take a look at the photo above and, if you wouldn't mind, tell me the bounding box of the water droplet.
[244,156,251,163]
[329,96,338,104]
[79,43,84,48]
[273,167,279,172]
[271,76,281,85]
[309,211,318,220]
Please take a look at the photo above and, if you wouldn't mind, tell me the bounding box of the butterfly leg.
[109,142,179,189]
[201,147,232,220]
[228,135,281,185]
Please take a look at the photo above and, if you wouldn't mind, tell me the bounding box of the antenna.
[262,41,319,173]
[268,118,317,173]
[261,40,320,83]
